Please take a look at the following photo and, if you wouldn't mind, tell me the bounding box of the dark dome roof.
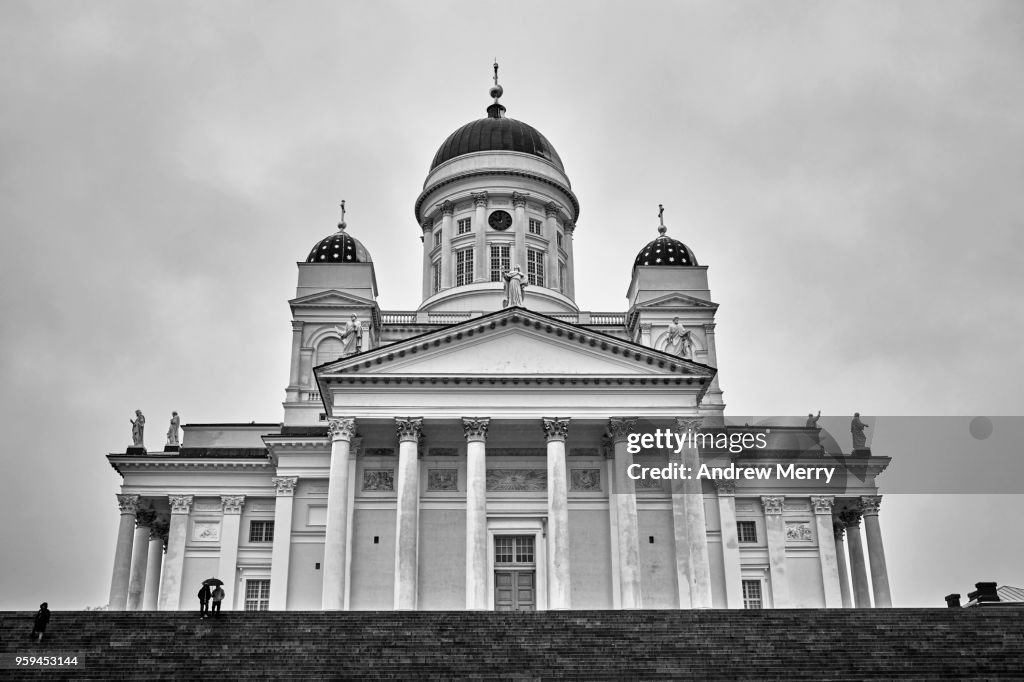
[431,115,565,172]
[305,225,372,264]
[634,229,698,268]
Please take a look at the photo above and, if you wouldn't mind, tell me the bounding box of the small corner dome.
[633,228,698,268]
[305,224,372,264]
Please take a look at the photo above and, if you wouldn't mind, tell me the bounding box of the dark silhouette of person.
[31,603,50,642]
[198,584,212,618]
[211,585,225,616]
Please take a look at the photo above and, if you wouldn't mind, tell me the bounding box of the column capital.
[421,219,433,232]
[272,476,298,497]
[439,199,455,216]
[713,480,737,496]
[703,323,717,334]
[462,417,490,442]
[116,494,141,515]
[859,495,882,516]
[328,417,357,442]
[545,202,560,218]
[833,520,846,540]
[542,417,570,442]
[512,191,529,208]
[675,416,704,434]
[810,495,835,515]
[564,222,575,235]
[839,509,862,527]
[291,320,304,333]
[470,192,488,208]
[168,494,193,515]
[607,417,638,443]
[639,322,652,332]
[395,417,424,443]
[760,495,785,515]
[222,495,246,514]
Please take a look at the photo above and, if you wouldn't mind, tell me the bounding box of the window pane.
[516,536,535,563]
[456,249,474,286]
[742,580,763,609]
[737,521,757,543]
[527,249,544,286]
[495,537,513,563]
[490,244,510,282]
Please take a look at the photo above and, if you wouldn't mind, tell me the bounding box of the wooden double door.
[494,535,536,611]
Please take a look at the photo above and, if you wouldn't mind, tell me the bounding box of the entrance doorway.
[494,535,536,611]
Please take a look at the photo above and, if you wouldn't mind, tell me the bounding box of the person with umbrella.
[208,578,226,616]
[197,579,215,619]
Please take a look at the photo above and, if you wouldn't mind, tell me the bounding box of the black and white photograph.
[1,1,1022,678]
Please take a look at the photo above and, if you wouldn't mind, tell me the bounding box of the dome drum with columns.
[104,67,891,615]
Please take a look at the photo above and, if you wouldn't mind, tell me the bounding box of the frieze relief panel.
[362,469,395,492]
[487,469,547,492]
[570,469,602,491]
[427,469,458,491]
[192,521,221,542]
[785,522,814,543]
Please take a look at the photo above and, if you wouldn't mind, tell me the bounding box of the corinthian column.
[394,417,423,609]
[421,220,433,298]
[677,417,712,608]
[761,495,790,608]
[833,521,853,608]
[323,417,356,610]
[269,477,297,610]
[158,495,192,611]
[563,223,576,300]
[714,481,743,608]
[860,496,892,607]
[544,203,560,291]
[143,518,167,611]
[609,417,642,608]
[810,496,843,608]
[218,496,245,611]
[127,507,155,610]
[513,192,528,274]
[471,193,488,282]
[842,510,872,608]
[108,494,140,610]
[543,417,572,609]
[463,417,490,609]
[440,201,454,289]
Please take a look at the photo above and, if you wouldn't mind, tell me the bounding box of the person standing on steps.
[31,603,50,642]
[211,585,225,616]
[198,583,212,619]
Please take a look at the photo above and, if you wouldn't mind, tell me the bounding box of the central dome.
[430,115,565,172]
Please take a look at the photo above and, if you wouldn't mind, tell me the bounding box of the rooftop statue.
[166,411,180,447]
[334,314,362,356]
[664,317,694,359]
[851,412,869,450]
[806,411,821,428]
[130,410,145,449]
[503,265,527,308]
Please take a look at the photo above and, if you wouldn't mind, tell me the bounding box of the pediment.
[635,293,718,310]
[317,307,716,379]
[289,289,376,309]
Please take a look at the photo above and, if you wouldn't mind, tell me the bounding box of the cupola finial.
[487,60,505,119]
[338,200,347,231]
[658,203,667,235]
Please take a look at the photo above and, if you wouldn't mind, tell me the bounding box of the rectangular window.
[244,579,271,611]
[433,229,442,247]
[556,232,563,249]
[742,580,763,609]
[456,249,474,287]
[527,248,545,287]
[457,217,472,234]
[432,260,441,293]
[249,520,274,543]
[558,261,566,294]
[495,536,535,565]
[489,244,510,282]
[528,218,542,235]
[737,521,757,543]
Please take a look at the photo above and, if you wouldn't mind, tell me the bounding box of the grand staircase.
[2,608,1022,680]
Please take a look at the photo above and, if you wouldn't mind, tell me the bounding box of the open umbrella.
[202,577,223,586]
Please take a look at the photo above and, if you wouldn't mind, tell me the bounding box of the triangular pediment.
[289,289,376,309]
[635,293,718,310]
[317,307,716,379]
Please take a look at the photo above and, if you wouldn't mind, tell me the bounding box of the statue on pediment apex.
[851,412,869,450]
[130,410,145,449]
[166,411,180,447]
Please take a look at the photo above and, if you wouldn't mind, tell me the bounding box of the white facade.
[106,82,891,612]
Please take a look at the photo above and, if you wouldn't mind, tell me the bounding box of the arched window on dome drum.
[490,244,510,282]
[316,337,345,367]
[527,248,545,287]
[432,259,441,294]
[559,261,567,294]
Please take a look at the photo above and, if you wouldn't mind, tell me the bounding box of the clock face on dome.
[488,210,513,231]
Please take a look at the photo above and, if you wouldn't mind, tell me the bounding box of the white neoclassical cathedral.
[106,73,892,613]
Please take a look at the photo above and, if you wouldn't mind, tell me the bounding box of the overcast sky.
[1,1,1022,610]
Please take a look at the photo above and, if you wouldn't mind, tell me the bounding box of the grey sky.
[1,1,1022,610]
